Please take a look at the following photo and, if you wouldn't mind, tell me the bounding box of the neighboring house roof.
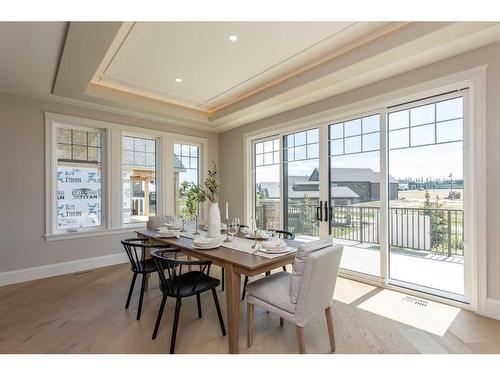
[173,155,186,172]
[309,168,398,184]
[331,186,360,198]
[258,181,358,199]
[259,182,280,199]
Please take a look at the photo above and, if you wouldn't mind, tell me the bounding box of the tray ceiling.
[92,22,395,112]
[47,21,500,132]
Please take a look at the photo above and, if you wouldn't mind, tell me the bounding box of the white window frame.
[243,65,487,314]
[45,112,208,240]
[171,139,206,217]
[120,131,161,227]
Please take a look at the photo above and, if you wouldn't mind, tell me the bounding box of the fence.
[256,203,464,256]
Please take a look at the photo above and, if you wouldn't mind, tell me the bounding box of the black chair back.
[121,238,175,273]
[152,249,212,296]
[270,229,295,240]
[238,224,249,233]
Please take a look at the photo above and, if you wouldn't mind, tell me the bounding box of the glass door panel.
[388,95,465,299]
[283,128,320,241]
[254,138,281,229]
[328,114,381,276]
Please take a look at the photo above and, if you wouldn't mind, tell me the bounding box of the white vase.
[207,203,221,238]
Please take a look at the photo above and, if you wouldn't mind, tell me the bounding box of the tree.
[422,189,448,252]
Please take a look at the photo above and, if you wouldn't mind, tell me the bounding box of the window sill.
[45,225,146,242]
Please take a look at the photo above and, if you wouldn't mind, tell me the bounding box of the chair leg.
[196,293,202,319]
[170,298,182,354]
[125,273,137,309]
[247,303,254,348]
[136,274,146,320]
[279,317,284,327]
[221,268,225,292]
[152,295,167,339]
[295,325,306,354]
[325,306,336,352]
[211,288,226,336]
[282,265,287,272]
[241,276,249,300]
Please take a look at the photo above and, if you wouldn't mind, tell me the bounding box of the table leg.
[224,263,241,354]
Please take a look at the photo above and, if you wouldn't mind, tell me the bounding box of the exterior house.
[289,168,398,205]
[257,167,398,208]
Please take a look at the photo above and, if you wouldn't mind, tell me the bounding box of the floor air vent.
[402,295,428,307]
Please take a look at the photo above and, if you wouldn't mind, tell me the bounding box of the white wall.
[0,92,218,277]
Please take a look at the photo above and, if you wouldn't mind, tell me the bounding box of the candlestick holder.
[224,219,231,243]
[193,214,200,235]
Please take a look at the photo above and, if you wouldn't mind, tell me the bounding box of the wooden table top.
[136,229,297,276]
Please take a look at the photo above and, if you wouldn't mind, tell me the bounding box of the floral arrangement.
[180,162,219,217]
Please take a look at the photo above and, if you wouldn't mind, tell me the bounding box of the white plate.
[244,234,269,240]
[157,233,179,238]
[166,225,182,230]
[258,246,294,254]
[192,242,222,250]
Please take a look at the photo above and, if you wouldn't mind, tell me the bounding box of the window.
[174,143,200,215]
[122,136,157,224]
[329,114,380,155]
[55,126,104,232]
[283,128,320,238]
[254,137,280,229]
[46,113,207,239]
[328,114,381,276]
[388,97,464,150]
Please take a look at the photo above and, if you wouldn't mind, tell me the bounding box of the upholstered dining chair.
[241,229,294,300]
[147,215,175,230]
[245,237,343,354]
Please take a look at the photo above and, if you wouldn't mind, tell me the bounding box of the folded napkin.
[193,236,223,244]
[261,239,286,250]
[158,227,181,238]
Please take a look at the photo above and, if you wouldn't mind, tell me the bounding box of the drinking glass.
[232,218,240,238]
[228,220,237,240]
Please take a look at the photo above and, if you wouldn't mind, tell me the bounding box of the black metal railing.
[331,205,464,256]
[256,203,464,256]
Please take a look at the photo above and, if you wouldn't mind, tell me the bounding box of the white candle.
[225,201,229,220]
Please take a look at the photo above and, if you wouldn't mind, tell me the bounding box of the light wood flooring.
[1,263,500,354]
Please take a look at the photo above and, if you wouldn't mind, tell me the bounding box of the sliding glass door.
[387,93,465,299]
[250,89,468,302]
[283,128,320,240]
[328,114,381,276]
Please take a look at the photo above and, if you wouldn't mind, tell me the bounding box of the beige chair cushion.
[246,272,296,314]
[289,236,333,304]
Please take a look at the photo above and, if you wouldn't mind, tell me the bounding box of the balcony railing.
[256,203,464,257]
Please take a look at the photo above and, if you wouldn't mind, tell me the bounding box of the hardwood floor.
[1,263,500,354]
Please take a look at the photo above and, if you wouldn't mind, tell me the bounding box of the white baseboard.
[485,298,500,320]
[0,252,129,287]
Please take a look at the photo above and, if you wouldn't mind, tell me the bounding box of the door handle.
[323,201,328,222]
[316,200,323,221]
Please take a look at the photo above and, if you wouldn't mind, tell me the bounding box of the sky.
[255,141,463,183]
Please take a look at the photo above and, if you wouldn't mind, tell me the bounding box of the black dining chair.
[151,249,226,354]
[121,238,177,320]
[241,229,295,300]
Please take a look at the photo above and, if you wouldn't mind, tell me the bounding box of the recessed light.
[228,34,238,42]
[175,78,183,83]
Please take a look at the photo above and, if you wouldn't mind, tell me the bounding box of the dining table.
[135,228,298,354]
